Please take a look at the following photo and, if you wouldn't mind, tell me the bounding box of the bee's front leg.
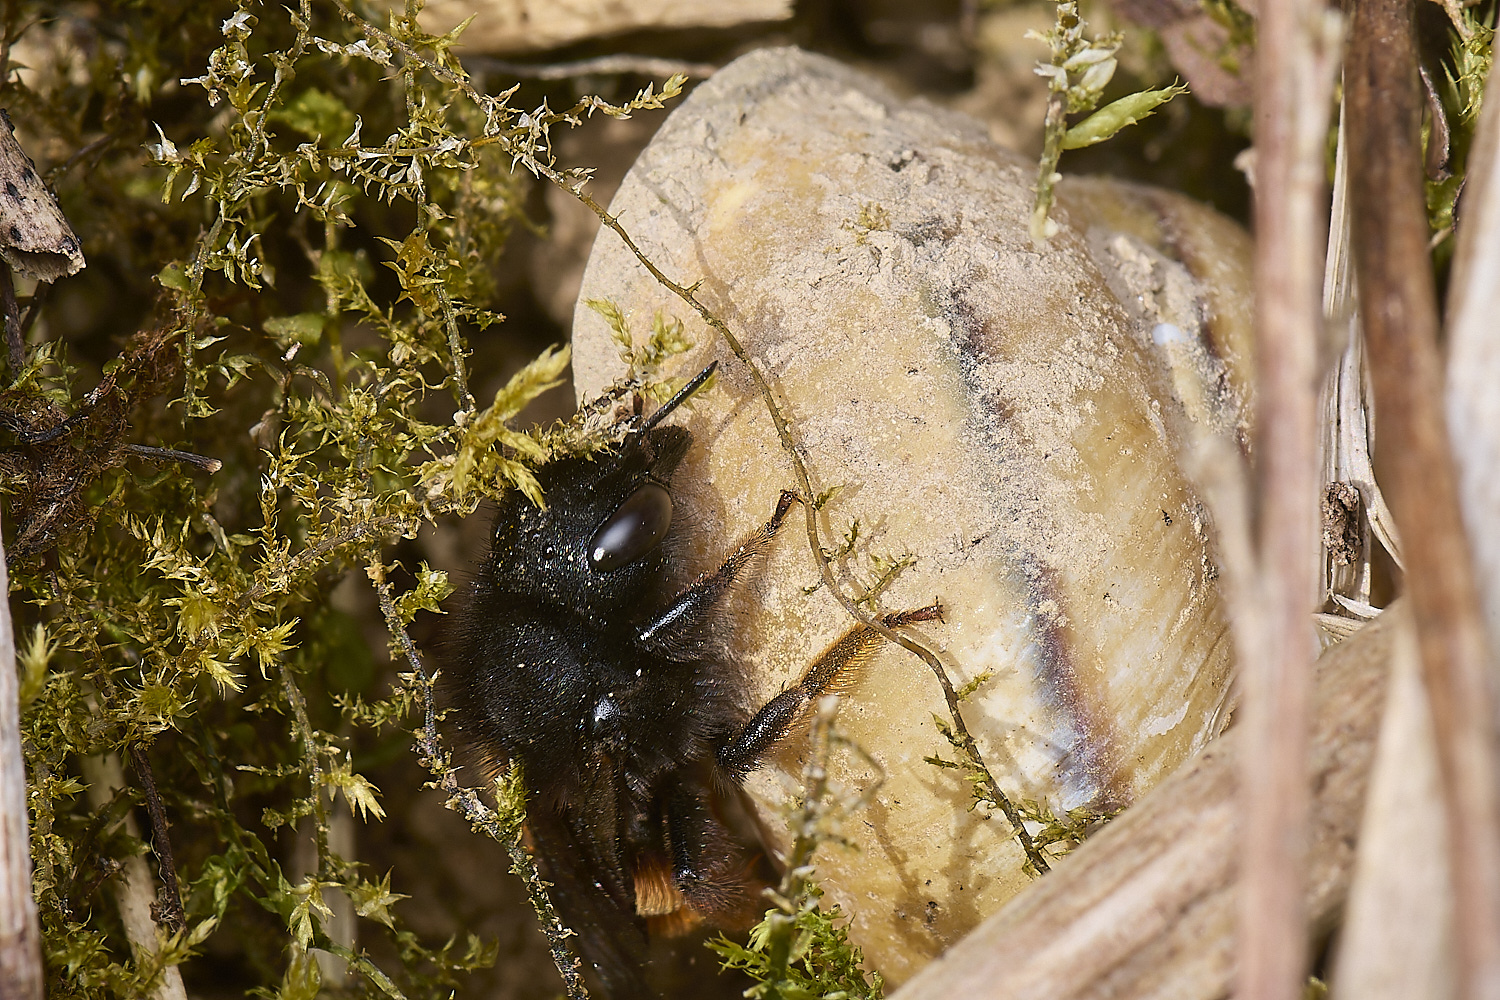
[717,603,946,779]
[635,489,800,658]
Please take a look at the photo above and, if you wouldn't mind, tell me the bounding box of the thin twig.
[247,0,313,155]
[0,257,21,372]
[435,287,476,414]
[1345,1,1500,998]
[43,129,121,184]
[124,745,186,932]
[0,0,16,87]
[7,324,176,445]
[464,54,718,82]
[18,281,47,339]
[1420,65,1453,180]
[12,401,89,444]
[334,0,1052,880]
[78,754,188,1000]
[1431,0,1476,38]
[1240,0,1340,994]
[367,558,589,1000]
[124,444,223,473]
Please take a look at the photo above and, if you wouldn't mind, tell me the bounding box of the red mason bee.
[450,363,942,998]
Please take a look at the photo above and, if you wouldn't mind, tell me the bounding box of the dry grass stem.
[1329,609,1453,999]
[1445,15,1500,664]
[1320,108,1402,614]
[1241,0,1342,995]
[1346,0,1500,995]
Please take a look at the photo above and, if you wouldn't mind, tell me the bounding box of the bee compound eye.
[588,482,673,571]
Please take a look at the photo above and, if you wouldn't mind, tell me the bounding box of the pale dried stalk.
[79,755,188,1000]
[1345,0,1500,996]
[463,54,719,81]
[0,511,42,1000]
[890,600,1395,1000]
[292,805,357,983]
[1318,115,1374,608]
[1329,609,1454,1000]
[1445,3,1500,673]
[415,0,791,56]
[1242,0,1341,997]
[1319,106,1402,614]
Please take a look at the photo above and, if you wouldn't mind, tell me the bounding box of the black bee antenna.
[639,360,719,432]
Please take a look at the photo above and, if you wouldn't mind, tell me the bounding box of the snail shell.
[571,47,1253,984]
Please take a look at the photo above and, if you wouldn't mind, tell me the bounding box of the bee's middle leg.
[717,602,945,779]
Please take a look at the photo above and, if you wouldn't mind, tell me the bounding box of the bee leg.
[663,785,748,924]
[717,603,945,779]
[637,489,801,656]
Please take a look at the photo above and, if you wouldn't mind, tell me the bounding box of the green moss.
[3,0,681,995]
[1426,5,1495,270]
[707,702,886,1000]
[1028,0,1185,239]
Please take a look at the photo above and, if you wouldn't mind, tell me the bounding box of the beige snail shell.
[571,46,1253,985]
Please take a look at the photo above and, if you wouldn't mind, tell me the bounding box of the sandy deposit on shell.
[572,47,1251,984]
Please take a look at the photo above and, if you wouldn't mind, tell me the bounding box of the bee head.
[482,363,715,621]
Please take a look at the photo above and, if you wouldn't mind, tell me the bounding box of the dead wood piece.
[123,445,223,474]
[464,54,720,82]
[2,258,21,371]
[1106,0,1253,106]
[414,0,792,55]
[0,109,84,283]
[1241,0,1340,992]
[890,604,1396,1000]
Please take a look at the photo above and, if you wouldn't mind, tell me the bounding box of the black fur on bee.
[449,362,943,998]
